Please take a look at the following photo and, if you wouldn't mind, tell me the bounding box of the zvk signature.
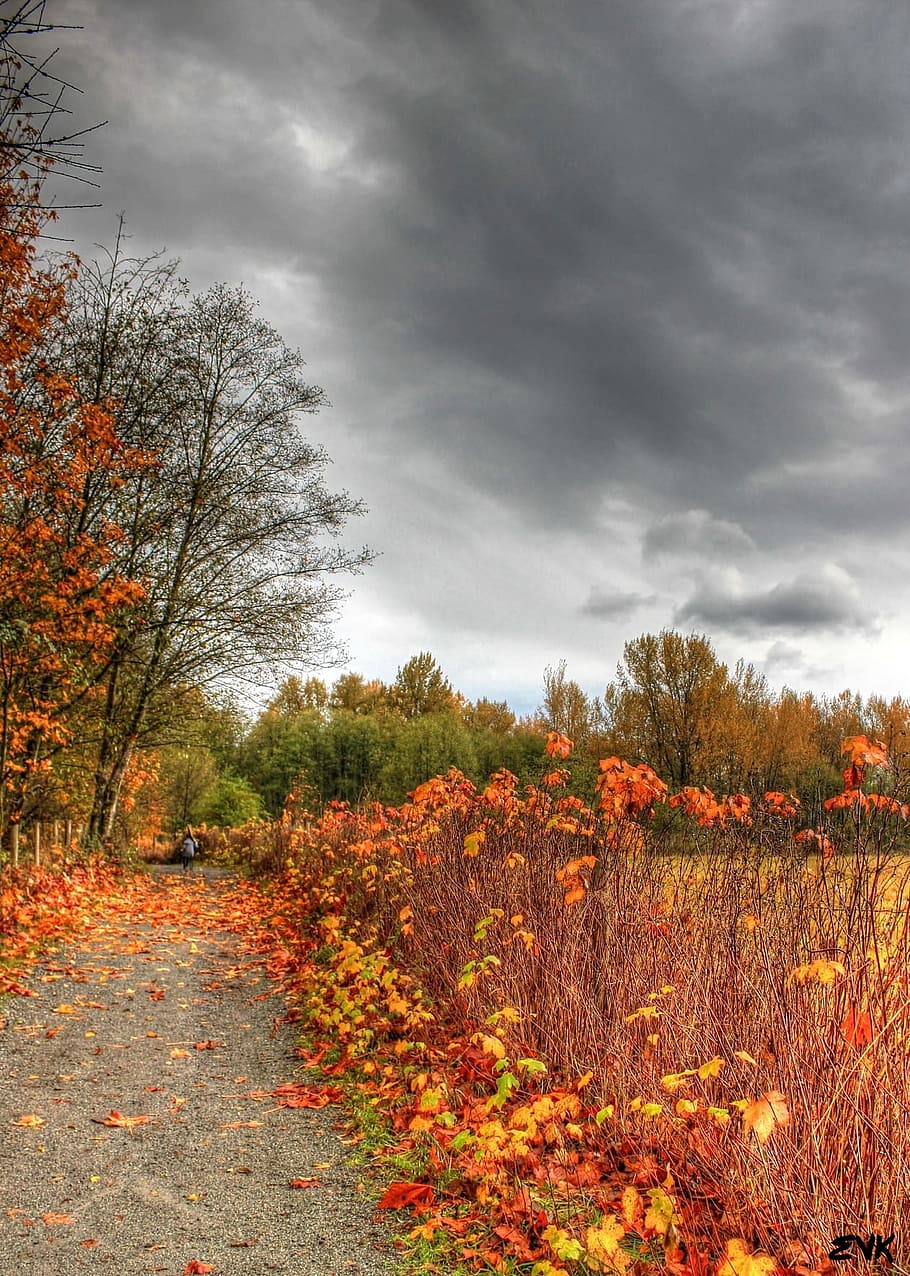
[829,1234,896,1263]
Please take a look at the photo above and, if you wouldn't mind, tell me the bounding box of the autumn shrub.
[241,732,910,1267]
[0,854,122,987]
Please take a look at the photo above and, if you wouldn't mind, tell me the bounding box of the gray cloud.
[675,565,876,637]
[580,587,656,620]
[643,510,756,562]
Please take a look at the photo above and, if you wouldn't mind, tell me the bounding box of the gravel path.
[0,868,396,1276]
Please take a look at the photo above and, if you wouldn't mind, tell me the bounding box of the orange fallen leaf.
[272,1082,344,1109]
[53,1004,75,1015]
[183,1264,216,1275]
[45,1027,62,1039]
[170,1048,190,1059]
[193,1040,220,1050]
[91,1110,152,1131]
[288,1177,321,1189]
[41,1212,73,1226]
[377,1181,435,1211]
[13,1114,45,1128]
[80,1238,99,1247]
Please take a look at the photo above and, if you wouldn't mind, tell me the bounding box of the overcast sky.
[44,0,910,714]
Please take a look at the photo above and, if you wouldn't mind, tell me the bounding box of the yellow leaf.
[644,1186,679,1239]
[733,1050,759,1067]
[585,1215,628,1272]
[660,1070,694,1093]
[463,831,485,857]
[675,1099,699,1117]
[697,1055,725,1080]
[742,1090,790,1144]
[473,1032,506,1060]
[787,958,845,987]
[620,1185,641,1226]
[717,1238,777,1276]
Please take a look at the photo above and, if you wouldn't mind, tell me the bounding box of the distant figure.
[181,827,197,873]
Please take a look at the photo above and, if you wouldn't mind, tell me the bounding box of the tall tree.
[539,660,591,745]
[55,244,372,840]
[390,652,455,720]
[0,8,143,848]
[603,631,729,787]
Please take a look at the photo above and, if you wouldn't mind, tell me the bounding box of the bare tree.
[55,238,372,839]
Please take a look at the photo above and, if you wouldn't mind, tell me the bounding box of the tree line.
[127,636,910,840]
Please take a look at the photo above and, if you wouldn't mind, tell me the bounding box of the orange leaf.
[13,1114,45,1128]
[91,1109,151,1130]
[741,1091,789,1144]
[377,1181,435,1211]
[288,1177,321,1189]
[193,1040,220,1050]
[183,1264,216,1275]
[840,1005,874,1049]
[41,1212,73,1226]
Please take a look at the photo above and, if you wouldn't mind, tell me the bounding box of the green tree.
[390,652,455,720]
[196,773,263,827]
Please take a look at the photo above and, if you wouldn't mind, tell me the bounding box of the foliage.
[223,730,910,1274]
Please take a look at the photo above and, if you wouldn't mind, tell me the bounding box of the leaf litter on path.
[0,869,393,1275]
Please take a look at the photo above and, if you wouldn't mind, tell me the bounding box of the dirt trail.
[0,867,394,1276]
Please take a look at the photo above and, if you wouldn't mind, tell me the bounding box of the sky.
[38,0,910,715]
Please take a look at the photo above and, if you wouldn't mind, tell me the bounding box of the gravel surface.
[0,868,397,1276]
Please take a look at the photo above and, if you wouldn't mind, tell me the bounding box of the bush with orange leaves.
[236,732,910,1273]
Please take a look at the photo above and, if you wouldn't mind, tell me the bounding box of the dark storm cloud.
[43,0,910,699]
[54,0,910,540]
[675,566,875,637]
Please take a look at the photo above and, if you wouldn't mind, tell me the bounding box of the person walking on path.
[180,827,198,873]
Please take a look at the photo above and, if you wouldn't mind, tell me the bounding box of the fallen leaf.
[288,1177,321,1189]
[80,1239,99,1248]
[91,1110,152,1131]
[41,1212,73,1226]
[170,1048,190,1059]
[193,1040,220,1050]
[183,1264,216,1275]
[45,1027,62,1039]
[717,1238,777,1276]
[13,1114,45,1128]
[377,1181,435,1211]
